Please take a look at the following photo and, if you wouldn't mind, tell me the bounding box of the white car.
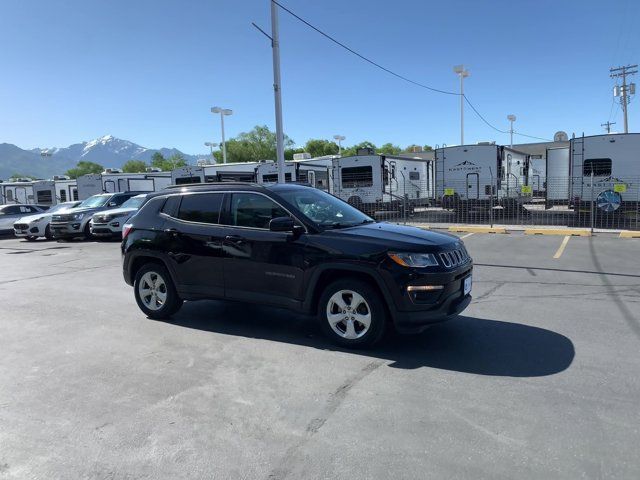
[13,201,81,241]
[89,194,149,238]
[0,204,47,235]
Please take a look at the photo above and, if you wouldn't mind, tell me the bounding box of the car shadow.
[162,300,575,376]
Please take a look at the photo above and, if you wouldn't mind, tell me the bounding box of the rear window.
[583,158,612,176]
[177,193,224,224]
[342,166,373,188]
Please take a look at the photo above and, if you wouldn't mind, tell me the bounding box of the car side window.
[111,195,129,207]
[228,193,289,229]
[4,206,21,214]
[177,193,223,224]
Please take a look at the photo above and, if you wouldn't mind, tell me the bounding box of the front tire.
[44,224,53,240]
[134,264,183,319]
[318,279,387,348]
[84,222,93,240]
[24,236,38,242]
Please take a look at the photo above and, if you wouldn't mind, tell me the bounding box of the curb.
[524,228,591,236]
[448,226,507,234]
[620,231,640,238]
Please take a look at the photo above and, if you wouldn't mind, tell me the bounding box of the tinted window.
[161,195,181,216]
[409,171,420,180]
[111,194,136,207]
[342,166,373,188]
[1,206,21,215]
[177,193,223,224]
[59,190,67,202]
[583,158,612,176]
[262,173,292,183]
[228,193,289,229]
[175,176,202,185]
[37,190,53,204]
[6,190,13,201]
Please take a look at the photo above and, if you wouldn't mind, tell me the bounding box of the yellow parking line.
[525,228,591,236]
[448,226,507,234]
[553,235,571,259]
[620,231,640,238]
[460,232,475,239]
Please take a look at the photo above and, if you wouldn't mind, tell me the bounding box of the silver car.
[0,204,47,235]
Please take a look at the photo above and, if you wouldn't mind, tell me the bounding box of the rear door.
[161,192,227,297]
[220,192,306,308]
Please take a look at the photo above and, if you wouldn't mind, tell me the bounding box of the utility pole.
[610,64,637,134]
[271,1,286,183]
[601,121,616,134]
[507,115,516,148]
[453,65,470,145]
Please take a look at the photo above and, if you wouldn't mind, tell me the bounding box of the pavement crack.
[267,360,384,480]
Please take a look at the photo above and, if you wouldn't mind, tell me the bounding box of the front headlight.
[72,213,85,220]
[388,252,439,268]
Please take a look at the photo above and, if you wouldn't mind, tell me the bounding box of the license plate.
[463,275,472,295]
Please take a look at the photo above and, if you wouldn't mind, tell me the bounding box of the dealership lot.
[0,233,639,479]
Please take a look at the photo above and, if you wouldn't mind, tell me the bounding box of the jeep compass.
[121,183,472,347]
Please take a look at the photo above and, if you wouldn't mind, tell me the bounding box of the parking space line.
[460,232,475,239]
[553,235,571,259]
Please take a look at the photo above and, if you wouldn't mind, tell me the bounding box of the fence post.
[489,172,494,228]
[590,171,594,234]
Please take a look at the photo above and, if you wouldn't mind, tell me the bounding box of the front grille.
[439,247,470,268]
[93,216,108,223]
[52,214,71,222]
[14,223,29,230]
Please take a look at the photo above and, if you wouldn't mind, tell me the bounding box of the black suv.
[121,183,472,347]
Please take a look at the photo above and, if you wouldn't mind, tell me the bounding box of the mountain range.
[0,135,205,179]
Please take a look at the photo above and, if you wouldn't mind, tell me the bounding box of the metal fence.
[333,174,640,231]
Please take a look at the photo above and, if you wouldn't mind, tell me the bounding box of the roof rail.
[164,181,264,190]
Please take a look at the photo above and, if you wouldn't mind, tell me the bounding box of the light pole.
[204,142,219,162]
[211,107,232,163]
[507,115,516,148]
[453,65,470,145]
[333,135,346,155]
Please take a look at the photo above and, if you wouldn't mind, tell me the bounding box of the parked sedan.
[89,194,148,238]
[13,201,82,241]
[0,204,47,235]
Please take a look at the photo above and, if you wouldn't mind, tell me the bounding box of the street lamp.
[507,115,516,148]
[333,135,346,155]
[211,106,232,163]
[204,142,219,162]
[453,65,470,145]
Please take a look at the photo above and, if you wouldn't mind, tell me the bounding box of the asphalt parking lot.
[1,232,639,479]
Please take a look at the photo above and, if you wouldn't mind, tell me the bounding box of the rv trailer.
[435,145,530,214]
[329,154,433,214]
[0,180,35,205]
[529,155,546,196]
[77,172,172,199]
[32,177,78,206]
[569,133,640,215]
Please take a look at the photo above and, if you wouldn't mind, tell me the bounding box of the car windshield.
[48,203,76,214]
[78,195,109,208]
[120,196,146,209]
[277,188,374,229]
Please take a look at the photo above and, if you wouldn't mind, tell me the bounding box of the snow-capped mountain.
[1,135,205,179]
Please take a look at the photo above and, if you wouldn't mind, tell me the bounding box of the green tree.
[150,152,187,171]
[225,125,294,163]
[10,173,35,181]
[423,145,433,151]
[377,143,402,155]
[66,161,104,179]
[122,160,149,173]
[304,139,339,158]
[404,144,422,153]
[341,141,377,157]
[284,147,305,160]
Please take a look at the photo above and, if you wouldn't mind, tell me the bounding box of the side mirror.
[269,216,295,232]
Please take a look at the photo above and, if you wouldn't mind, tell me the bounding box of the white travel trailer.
[0,180,35,205]
[569,133,640,213]
[295,156,335,191]
[327,154,433,213]
[545,146,570,206]
[32,177,78,205]
[529,155,546,196]
[434,145,530,212]
[171,161,300,185]
[77,172,172,199]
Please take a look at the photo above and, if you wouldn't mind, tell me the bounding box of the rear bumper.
[90,222,121,237]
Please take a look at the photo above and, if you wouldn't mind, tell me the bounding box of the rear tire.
[318,279,387,348]
[134,263,183,319]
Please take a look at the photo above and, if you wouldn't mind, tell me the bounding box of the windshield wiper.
[360,219,376,224]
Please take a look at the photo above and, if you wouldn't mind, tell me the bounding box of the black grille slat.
[439,247,470,268]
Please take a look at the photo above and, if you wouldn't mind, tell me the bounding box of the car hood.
[326,222,460,249]
[15,213,50,223]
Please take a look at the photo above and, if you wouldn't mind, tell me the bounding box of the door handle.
[164,227,180,235]
[225,235,245,244]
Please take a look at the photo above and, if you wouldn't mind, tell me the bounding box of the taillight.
[122,223,133,239]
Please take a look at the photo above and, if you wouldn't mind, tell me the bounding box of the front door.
[220,192,306,308]
[466,173,479,199]
[162,192,227,298]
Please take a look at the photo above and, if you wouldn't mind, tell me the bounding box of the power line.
[272,0,551,142]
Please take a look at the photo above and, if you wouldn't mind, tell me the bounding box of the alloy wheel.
[326,290,372,340]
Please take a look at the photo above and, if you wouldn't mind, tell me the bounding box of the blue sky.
[0,0,638,154]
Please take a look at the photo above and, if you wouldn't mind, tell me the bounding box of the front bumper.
[14,223,42,237]
[50,221,84,238]
[383,261,473,334]
[90,221,122,237]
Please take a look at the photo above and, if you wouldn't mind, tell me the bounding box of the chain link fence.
[333,173,640,231]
